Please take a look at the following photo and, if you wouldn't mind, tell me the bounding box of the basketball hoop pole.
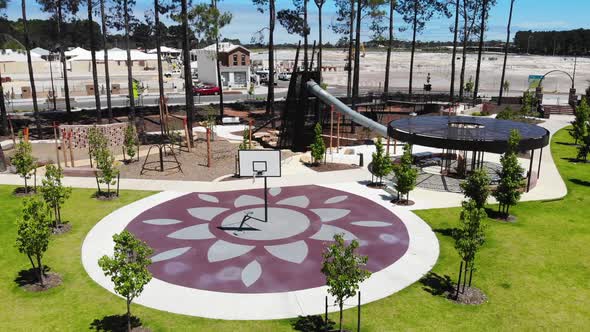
[264,176,268,223]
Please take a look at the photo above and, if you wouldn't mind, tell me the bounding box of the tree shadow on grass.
[432,228,456,239]
[571,178,590,187]
[561,157,589,163]
[420,272,454,296]
[14,266,50,287]
[554,141,577,146]
[90,315,142,332]
[291,315,335,332]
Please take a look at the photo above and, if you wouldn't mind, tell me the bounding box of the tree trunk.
[88,0,102,124]
[57,1,72,126]
[498,0,515,105]
[27,254,36,276]
[24,176,28,194]
[0,145,6,172]
[213,0,224,119]
[408,1,418,98]
[473,0,487,99]
[100,0,113,122]
[266,0,276,121]
[36,255,44,286]
[346,0,354,99]
[459,0,468,100]
[384,0,394,94]
[462,258,468,292]
[22,0,41,138]
[317,3,323,82]
[126,298,131,332]
[303,0,309,71]
[351,0,362,133]
[468,262,474,287]
[155,0,165,135]
[450,0,459,102]
[124,0,136,123]
[455,260,463,299]
[339,300,343,332]
[0,68,7,136]
[181,0,195,145]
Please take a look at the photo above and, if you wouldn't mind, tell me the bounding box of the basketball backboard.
[238,150,281,177]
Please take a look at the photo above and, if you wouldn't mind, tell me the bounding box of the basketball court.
[82,150,439,319]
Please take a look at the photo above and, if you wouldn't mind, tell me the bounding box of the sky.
[4,0,590,44]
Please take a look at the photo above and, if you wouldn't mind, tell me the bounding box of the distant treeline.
[3,16,588,56]
[0,18,221,51]
[514,29,590,56]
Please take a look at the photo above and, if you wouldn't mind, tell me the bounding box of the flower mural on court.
[125,185,410,293]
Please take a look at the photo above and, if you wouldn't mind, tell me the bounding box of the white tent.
[147,46,181,54]
[31,47,50,57]
[0,49,45,62]
[65,47,90,58]
[69,48,157,61]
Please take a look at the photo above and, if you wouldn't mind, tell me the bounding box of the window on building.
[233,54,238,66]
[241,54,246,66]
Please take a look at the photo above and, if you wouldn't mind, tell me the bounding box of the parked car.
[278,72,291,81]
[1,76,11,83]
[164,69,181,77]
[193,85,220,96]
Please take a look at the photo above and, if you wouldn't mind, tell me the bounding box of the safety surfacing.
[82,184,439,319]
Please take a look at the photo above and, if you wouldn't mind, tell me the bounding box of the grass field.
[0,127,589,331]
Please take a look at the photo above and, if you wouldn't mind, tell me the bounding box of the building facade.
[195,43,251,90]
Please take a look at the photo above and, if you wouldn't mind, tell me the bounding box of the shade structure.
[387,116,550,154]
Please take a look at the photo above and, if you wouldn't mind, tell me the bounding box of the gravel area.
[119,138,239,181]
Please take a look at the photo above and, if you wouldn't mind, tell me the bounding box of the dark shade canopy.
[387,116,550,153]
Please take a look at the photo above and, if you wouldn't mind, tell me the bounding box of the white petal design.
[268,187,282,196]
[187,207,229,221]
[324,195,348,204]
[151,247,191,263]
[310,208,351,222]
[310,225,357,241]
[241,260,262,287]
[351,221,392,227]
[379,233,400,244]
[198,194,219,203]
[167,224,215,240]
[234,195,264,207]
[276,195,310,208]
[207,240,255,263]
[143,218,183,226]
[265,241,308,264]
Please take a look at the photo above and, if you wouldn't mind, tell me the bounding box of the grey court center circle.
[221,207,311,240]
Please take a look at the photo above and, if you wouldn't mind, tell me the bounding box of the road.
[5,82,290,113]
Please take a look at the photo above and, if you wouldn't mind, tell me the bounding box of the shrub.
[11,132,36,193]
[123,123,138,161]
[371,137,392,184]
[310,123,326,165]
[393,143,417,201]
[492,130,525,218]
[15,197,52,286]
[40,164,71,228]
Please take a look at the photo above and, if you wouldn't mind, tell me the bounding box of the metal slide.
[306,80,388,137]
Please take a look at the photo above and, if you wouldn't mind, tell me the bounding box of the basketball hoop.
[238,150,282,223]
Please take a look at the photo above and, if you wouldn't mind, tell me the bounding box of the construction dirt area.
[252,49,590,101]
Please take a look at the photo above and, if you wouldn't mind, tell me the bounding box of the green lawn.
[1,127,589,331]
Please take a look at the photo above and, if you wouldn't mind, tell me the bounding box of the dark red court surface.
[126,185,409,293]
